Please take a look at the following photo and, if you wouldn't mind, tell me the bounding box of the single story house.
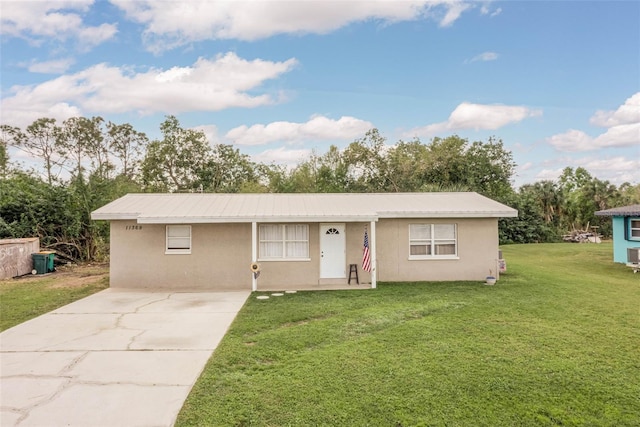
[595,204,640,263]
[91,192,517,291]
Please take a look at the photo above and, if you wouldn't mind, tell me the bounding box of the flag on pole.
[362,230,371,272]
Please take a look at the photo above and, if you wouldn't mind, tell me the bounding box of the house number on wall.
[125,225,143,230]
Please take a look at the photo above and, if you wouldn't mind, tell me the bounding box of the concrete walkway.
[0,289,250,426]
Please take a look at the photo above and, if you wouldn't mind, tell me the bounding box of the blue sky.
[1,0,638,187]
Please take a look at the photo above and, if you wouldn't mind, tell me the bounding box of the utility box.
[627,248,640,274]
[31,252,55,274]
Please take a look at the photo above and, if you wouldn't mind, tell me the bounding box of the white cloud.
[0,99,83,131]
[439,2,472,27]
[1,0,117,49]
[546,129,594,152]
[191,125,220,145]
[480,5,502,17]
[225,115,374,146]
[594,123,640,147]
[534,155,640,185]
[584,156,640,184]
[466,51,499,63]
[534,168,564,182]
[534,156,640,185]
[519,162,533,172]
[252,147,312,167]
[547,93,640,152]
[404,102,542,137]
[581,156,639,176]
[1,53,298,128]
[26,58,75,74]
[110,0,475,51]
[589,92,640,127]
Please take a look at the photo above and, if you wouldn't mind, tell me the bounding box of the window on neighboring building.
[259,224,309,260]
[409,224,457,259]
[166,225,191,254]
[630,218,640,240]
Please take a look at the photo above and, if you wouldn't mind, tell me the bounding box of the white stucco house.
[91,192,517,291]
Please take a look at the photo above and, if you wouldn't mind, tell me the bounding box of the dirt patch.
[48,273,108,289]
[7,263,109,289]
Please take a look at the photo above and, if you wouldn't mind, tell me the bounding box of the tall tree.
[141,116,213,192]
[464,137,515,200]
[203,144,260,193]
[423,135,468,188]
[106,122,148,178]
[499,188,556,244]
[343,128,389,192]
[0,126,11,179]
[2,119,66,185]
[619,182,640,205]
[59,116,107,178]
[522,180,564,225]
[315,145,350,192]
[386,139,429,192]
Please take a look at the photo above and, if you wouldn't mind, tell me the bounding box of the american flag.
[362,230,371,272]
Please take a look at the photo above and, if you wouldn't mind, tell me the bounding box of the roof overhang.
[90,192,519,223]
[91,213,140,221]
[135,215,380,224]
[377,211,517,219]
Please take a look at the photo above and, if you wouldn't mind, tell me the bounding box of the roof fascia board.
[91,212,519,222]
[136,215,380,224]
[91,213,140,220]
[377,211,518,218]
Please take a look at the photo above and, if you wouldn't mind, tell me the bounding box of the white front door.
[320,224,346,278]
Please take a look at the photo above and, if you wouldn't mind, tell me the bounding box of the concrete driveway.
[0,289,250,426]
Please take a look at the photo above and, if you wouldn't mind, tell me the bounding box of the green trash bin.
[40,251,55,273]
[32,253,48,274]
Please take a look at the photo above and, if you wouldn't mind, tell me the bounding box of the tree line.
[1,115,638,261]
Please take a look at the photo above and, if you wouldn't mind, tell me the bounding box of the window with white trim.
[409,224,457,258]
[166,225,191,254]
[630,218,640,241]
[259,224,309,260]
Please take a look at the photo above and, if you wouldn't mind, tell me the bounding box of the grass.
[0,266,109,331]
[176,243,639,427]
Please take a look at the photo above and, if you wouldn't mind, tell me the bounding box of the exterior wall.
[257,223,320,290]
[612,216,640,263]
[257,223,372,290]
[108,218,500,290]
[0,238,40,279]
[346,223,372,284]
[376,218,499,282]
[110,221,251,290]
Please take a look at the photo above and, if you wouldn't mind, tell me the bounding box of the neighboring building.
[91,193,517,291]
[595,204,640,263]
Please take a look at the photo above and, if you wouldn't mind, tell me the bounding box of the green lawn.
[177,243,639,427]
[0,266,109,331]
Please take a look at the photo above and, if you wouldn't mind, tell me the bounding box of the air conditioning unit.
[627,248,640,273]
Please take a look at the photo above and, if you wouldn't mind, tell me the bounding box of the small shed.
[595,204,640,263]
[0,238,40,279]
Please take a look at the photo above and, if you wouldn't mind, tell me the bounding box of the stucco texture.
[108,218,500,290]
[110,222,251,290]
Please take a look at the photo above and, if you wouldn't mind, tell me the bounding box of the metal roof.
[595,204,640,217]
[91,192,518,224]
